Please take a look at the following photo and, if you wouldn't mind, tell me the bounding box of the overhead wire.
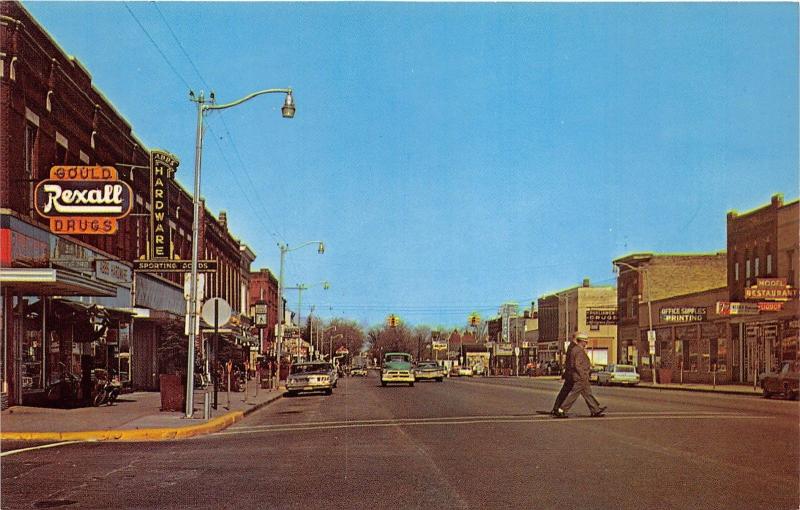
[129,1,287,250]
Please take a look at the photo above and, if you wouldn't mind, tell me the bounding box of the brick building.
[613,252,727,376]
[537,279,617,366]
[0,2,257,406]
[249,268,280,355]
[726,194,799,383]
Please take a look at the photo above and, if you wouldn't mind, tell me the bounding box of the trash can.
[159,374,184,411]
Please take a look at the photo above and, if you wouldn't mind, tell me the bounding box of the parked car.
[539,361,562,376]
[414,361,444,382]
[596,364,640,386]
[589,365,606,384]
[760,360,800,400]
[351,366,368,377]
[285,362,336,396]
[458,366,474,377]
[449,366,461,377]
[381,352,415,387]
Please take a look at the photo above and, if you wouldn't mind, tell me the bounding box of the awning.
[0,268,116,297]
[202,328,258,348]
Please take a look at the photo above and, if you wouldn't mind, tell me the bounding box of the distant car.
[458,366,474,377]
[285,362,336,396]
[596,364,640,386]
[760,360,800,400]
[381,352,415,387]
[351,367,368,377]
[414,361,444,382]
[539,361,562,376]
[589,365,606,384]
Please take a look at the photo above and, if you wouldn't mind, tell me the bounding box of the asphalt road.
[2,374,798,509]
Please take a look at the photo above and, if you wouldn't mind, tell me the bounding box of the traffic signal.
[387,314,399,327]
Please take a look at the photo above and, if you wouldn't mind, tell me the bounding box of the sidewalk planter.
[159,374,184,411]
[658,368,673,384]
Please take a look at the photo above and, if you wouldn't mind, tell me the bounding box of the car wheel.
[783,384,794,400]
[286,391,297,397]
[381,381,387,387]
[325,388,333,395]
[409,382,414,387]
[762,386,772,399]
[437,378,443,382]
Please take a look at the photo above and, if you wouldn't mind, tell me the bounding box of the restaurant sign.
[34,166,133,234]
[586,308,618,324]
[744,278,798,301]
[659,307,707,323]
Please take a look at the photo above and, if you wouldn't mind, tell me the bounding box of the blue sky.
[23,2,799,328]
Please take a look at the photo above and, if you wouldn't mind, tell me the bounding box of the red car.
[760,360,800,400]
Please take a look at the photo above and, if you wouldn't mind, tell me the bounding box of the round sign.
[201,297,232,328]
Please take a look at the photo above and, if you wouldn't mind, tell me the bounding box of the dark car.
[760,360,800,400]
[414,361,444,382]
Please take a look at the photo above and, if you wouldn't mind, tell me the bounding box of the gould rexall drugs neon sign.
[34,166,133,234]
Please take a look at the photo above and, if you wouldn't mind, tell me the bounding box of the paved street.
[2,375,798,510]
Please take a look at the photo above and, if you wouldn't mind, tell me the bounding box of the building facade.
[537,279,617,366]
[613,252,727,374]
[0,2,257,406]
[726,194,799,383]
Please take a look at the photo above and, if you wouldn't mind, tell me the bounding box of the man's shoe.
[591,406,607,417]
[553,409,568,418]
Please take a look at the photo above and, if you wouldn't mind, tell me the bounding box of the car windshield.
[291,363,331,374]
[386,354,411,363]
[615,365,636,373]
[418,363,436,368]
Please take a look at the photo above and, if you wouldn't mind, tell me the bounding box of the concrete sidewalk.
[0,383,283,442]
[635,381,763,396]
[531,375,764,396]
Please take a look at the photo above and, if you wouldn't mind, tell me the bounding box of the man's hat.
[575,332,589,342]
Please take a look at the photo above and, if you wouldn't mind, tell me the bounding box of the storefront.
[635,287,730,385]
[0,215,131,407]
[131,273,185,391]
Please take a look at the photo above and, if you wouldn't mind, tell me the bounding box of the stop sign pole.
[201,298,232,412]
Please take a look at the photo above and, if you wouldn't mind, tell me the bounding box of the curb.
[0,392,283,443]
[636,384,762,397]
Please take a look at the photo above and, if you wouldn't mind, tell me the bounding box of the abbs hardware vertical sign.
[150,150,179,258]
[34,166,133,234]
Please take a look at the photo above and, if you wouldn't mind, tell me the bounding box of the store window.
[19,298,45,392]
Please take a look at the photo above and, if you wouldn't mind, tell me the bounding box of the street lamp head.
[317,242,325,254]
[323,281,330,290]
[281,91,295,118]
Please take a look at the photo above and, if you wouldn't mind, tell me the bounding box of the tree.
[366,323,418,361]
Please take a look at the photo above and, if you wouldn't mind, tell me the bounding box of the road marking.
[0,440,91,457]
[214,413,769,437]
[229,410,735,431]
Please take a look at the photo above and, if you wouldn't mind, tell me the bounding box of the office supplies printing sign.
[34,166,133,234]
[150,150,179,258]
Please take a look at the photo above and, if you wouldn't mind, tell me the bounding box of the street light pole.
[276,242,325,381]
[615,261,657,385]
[186,87,294,418]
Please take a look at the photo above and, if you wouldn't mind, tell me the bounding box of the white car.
[458,366,474,377]
[285,362,336,396]
[596,364,640,386]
